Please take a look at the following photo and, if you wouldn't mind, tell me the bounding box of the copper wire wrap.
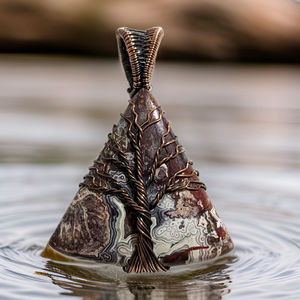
[116,27,164,98]
[79,27,207,273]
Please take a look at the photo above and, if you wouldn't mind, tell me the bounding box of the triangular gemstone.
[44,26,234,273]
[46,88,233,273]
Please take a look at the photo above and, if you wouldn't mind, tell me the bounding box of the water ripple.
[1,164,300,300]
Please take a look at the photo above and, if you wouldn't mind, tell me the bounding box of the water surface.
[0,57,299,299]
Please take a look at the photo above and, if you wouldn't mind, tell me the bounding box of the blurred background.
[1,0,300,165]
[1,0,300,61]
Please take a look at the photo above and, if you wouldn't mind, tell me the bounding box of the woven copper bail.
[116,27,164,98]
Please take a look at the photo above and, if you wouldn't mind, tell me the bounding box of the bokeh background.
[1,0,300,62]
[1,0,300,165]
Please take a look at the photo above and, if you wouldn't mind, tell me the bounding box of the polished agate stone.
[45,27,234,273]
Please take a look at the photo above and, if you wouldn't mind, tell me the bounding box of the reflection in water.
[37,256,235,300]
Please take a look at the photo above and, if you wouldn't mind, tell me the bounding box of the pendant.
[43,27,234,273]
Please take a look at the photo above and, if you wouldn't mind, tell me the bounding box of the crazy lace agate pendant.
[45,27,234,273]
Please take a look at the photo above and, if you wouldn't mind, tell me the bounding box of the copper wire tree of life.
[80,101,206,273]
